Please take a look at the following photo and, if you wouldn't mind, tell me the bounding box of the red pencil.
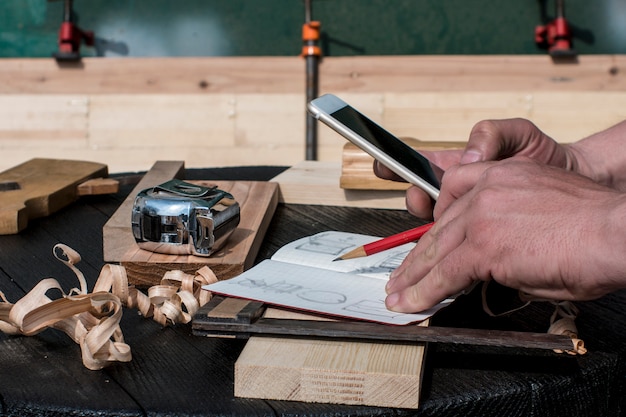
[333,222,435,261]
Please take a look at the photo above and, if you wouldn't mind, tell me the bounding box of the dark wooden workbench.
[0,166,625,417]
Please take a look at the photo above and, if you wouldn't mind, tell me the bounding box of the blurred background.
[1,0,626,174]
[2,0,625,58]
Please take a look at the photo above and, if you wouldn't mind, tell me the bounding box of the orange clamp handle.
[301,21,322,57]
[302,21,321,41]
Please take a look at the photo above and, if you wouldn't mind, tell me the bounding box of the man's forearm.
[569,120,626,191]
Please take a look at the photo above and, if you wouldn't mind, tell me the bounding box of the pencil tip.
[333,246,365,261]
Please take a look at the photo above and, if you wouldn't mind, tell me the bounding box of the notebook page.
[270,231,416,280]
[204,259,452,325]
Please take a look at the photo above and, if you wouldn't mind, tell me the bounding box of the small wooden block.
[76,178,120,196]
[234,308,429,409]
[340,139,466,190]
[0,158,108,235]
[203,296,265,323]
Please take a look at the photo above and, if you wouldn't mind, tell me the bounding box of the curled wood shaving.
[0,244,218,370]
[548,301,587,355]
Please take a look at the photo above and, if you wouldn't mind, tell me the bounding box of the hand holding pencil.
[334,222,434,261]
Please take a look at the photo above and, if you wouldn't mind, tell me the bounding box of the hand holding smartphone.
[307,94,442,200]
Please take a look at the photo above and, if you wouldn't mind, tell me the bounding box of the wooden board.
[3,56,626,174]
[270,161,408,210]
[340,139,466,190]
[122,180,278,287]
[235,307,428,409]
[3,55,626,95]
[0,158,108,235]
[102,161,279,287]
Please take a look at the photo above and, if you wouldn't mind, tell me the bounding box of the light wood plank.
[2,56,625,94]
[236,337,425,408]
[0,57,304,94]
[235,307,429,409]
[2,56,626,174]
[89,95,236,148]
[270,161,408,210]
[0,95,87,145]
[340,141,466,191]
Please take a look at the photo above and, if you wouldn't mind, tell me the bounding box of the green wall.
[2,0,625,58]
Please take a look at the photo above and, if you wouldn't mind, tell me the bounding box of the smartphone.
[307,94,442,200]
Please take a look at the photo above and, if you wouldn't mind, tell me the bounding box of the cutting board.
[102,161,279,287]
[0,158,108,235]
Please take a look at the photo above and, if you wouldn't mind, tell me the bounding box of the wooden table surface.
[0,166,625,417]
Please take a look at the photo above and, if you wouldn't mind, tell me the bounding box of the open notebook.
[204,231,453,325]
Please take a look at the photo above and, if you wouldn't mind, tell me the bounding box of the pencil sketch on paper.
[350,250,409,276]
[289,231,413,277]
[295,232,363,256]
[223,273,401,314]
[225,276,348,305]
[205,231,453,325]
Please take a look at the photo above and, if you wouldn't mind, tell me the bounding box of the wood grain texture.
[270,161,408,209]
[116,179,279,287]
[235,308,429,409]
[2,55,625,94]
[0,158,108,234]
[2,56,626,174]
[340,140,466,191]
[76,178,119,196]
[1,167,625,416]
[102,160,185,262]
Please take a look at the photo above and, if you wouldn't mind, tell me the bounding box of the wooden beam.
[1,55,625,94]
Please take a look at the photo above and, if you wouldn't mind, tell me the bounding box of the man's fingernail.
[386,292,399,308]
[460,150,482,164]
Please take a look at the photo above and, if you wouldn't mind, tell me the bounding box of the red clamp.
[535,0,576,58]
[301,21,322,57]
[53,0,94,62]
[535,16,573,56]
[55,21,94,61]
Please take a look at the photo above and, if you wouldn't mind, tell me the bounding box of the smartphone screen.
[329,105,441,190]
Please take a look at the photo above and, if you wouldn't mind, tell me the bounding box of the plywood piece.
[340,140,466,190]
[235,308,428,409]
[103,161,186,262]
[0,158,108,235]
[270,161,408,210]
[117,180,279,287]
